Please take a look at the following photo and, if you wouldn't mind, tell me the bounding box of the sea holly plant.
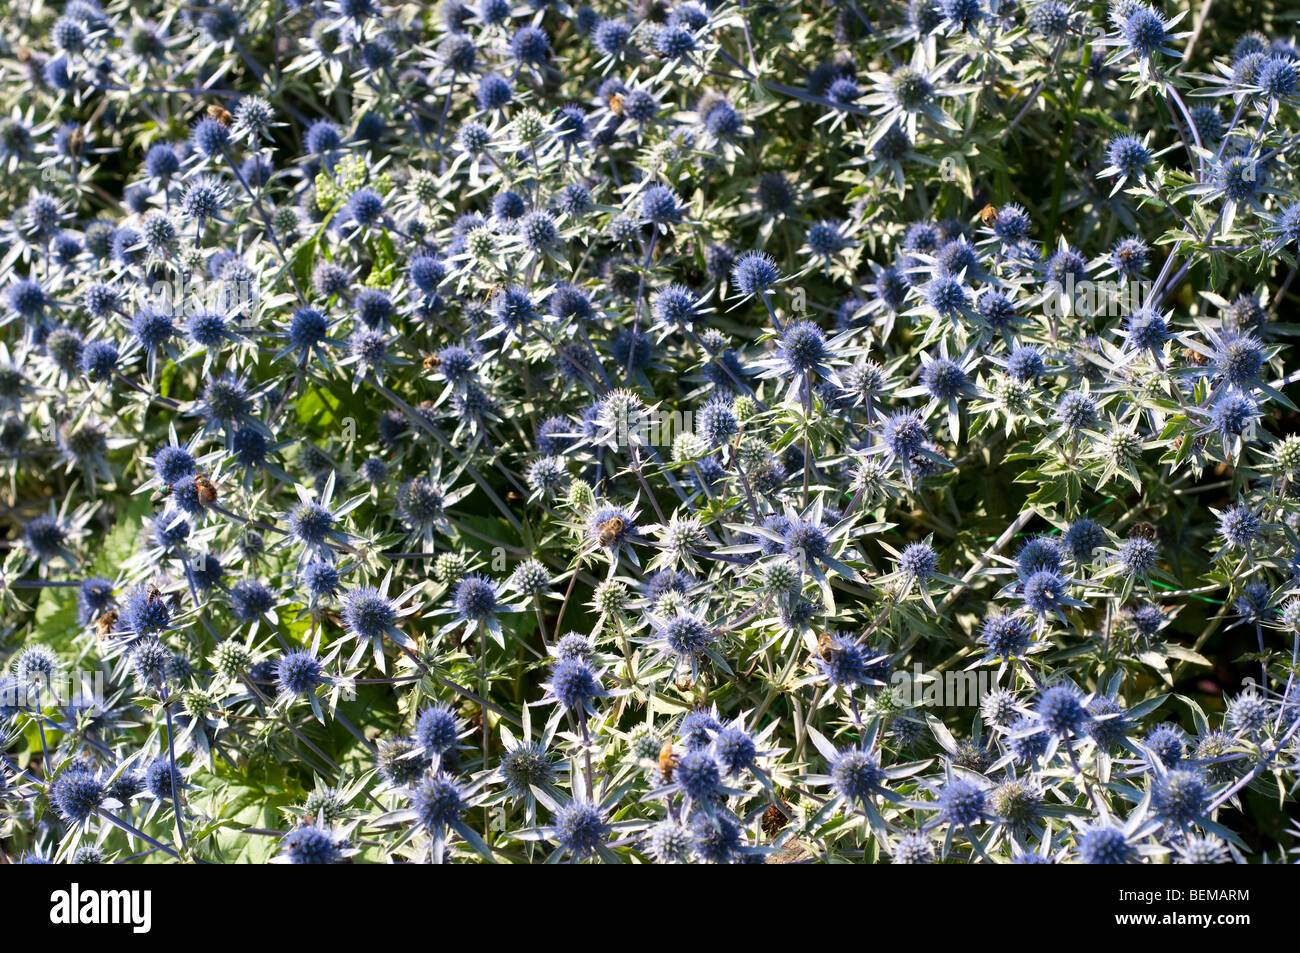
[2,0,1300,868]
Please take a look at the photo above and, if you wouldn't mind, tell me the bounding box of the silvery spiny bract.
[2,0,1300,867]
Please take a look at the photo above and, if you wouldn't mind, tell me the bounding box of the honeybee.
[206,103,233,127]
[817,631,836,660]
[506,490,522,502]
[1129,522,1158,540]
[596,516,626,547]
[422,353,442,372]
[979,204,999,227]
[64,126,85,159]
[146,583,163,601]
[658,741,677,782]
[606,92,626,116]
[93,610,119,640]
[194,474,218,506]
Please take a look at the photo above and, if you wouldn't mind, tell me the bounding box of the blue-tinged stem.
[159,683,188,852]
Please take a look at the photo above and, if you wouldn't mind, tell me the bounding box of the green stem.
[1047,42,1092,247]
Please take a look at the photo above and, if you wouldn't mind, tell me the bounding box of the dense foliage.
[2,0,1300,864]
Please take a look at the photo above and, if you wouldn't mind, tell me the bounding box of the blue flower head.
[1106,135,1151,178]
[830,746,884,804]
[778,321,830,376]
[655,25,697,59]
[341,587,396,641]
[281,824,345,864]
[548,657,600,711]
[1151,769,1207,827]
[452,573,499,621]
[412,774,465,830]
[980,612,1031,657]
[937,778,985,826]
[1035,683,1088,736]
[551,801,608,859]
[415,703,462,754]
[731,251,781,297]
[1077,824,1134,864]
[276,650,323,696]
[1119,6,1172,59]
[190,117,231,158]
